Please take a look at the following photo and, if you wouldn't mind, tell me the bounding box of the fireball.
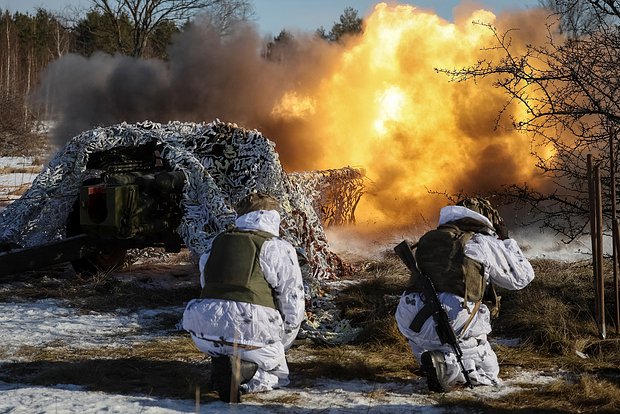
[272,2,547,228]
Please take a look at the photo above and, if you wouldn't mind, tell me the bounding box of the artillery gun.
[0,141,186,277]
[0,120,366,282]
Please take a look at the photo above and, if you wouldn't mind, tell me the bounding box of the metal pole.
[595,165,606,339]
[588,154,599,318]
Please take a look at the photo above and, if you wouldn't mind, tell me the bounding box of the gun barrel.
[0,235,99,278]
[394,241,416,272]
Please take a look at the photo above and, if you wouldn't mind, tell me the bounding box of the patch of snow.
[492,337,522,347]
[0,373,561,413]
[0,299,183,361]
[0,157,42,201]
[0,157,37,168]
[0,382,200,414]
[0,173,39,189]
[501,370,562,387]
[246,379,443,413]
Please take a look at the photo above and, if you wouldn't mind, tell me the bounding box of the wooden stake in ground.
[614,219,620,334]
[595,165,606,339]
[588,155,600,319]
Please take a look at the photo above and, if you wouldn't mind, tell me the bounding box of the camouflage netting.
[0,120,366,343]
[290,167,365,226]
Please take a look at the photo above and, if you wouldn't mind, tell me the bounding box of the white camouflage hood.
[438,205,494,229]
[235,210,280,237]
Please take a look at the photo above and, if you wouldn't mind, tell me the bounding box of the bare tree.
[442,1,620,241]
[91,0,254,57]
[539,0,602,38]
[201,0,254,36]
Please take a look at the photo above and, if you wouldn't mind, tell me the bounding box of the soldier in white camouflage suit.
[182,193,305,403]
[395,198,535,392]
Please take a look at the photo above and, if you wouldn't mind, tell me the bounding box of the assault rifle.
[394,240,473,389]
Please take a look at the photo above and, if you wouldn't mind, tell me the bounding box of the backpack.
[408,218,500,317]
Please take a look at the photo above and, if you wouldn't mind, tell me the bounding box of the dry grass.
[0,261,200,313]
[11,336,203,362]
[250,392,303,404]
[445,374,620,413]
[494,259,620,365]
[323,255,620,412]
[335,253,410,349]
[0,337,213,400]
[289,343,416,384]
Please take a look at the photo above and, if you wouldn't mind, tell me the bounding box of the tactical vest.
[200,228,277,309]
[408,217,499,311]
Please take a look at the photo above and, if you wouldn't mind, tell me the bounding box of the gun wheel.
[71,248,127,277]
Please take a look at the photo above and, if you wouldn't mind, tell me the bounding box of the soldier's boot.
[211,355,258,403]
[421,350,450,393]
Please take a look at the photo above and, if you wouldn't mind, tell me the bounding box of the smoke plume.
[33,3,552,232]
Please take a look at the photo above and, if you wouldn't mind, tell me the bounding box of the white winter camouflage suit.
[182,209,306,392]
[395,205,535,387]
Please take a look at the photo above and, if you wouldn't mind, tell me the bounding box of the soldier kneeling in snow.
[182,193,305,403]
[395,198,535,392]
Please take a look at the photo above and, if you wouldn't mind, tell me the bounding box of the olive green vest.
[409,218,496,305]
[200,228,277,309]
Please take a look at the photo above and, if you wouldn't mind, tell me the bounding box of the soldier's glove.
[495,221,509,240]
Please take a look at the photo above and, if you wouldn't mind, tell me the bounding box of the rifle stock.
[394,240,474,389]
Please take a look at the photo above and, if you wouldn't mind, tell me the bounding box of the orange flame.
[272,3,549,228]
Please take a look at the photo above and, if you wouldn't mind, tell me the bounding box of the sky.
[0,0,542,36]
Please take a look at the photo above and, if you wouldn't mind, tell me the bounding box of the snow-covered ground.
[0,157,38,168]
[0,299,182,354]
[0,295,559,414]
[0,372,558,414]
[0,172,39,188]
[0,156,41,202]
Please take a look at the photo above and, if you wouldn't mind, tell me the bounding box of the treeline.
[0,8,180,155]
[0,9,67,153]
[0,5,363,156]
